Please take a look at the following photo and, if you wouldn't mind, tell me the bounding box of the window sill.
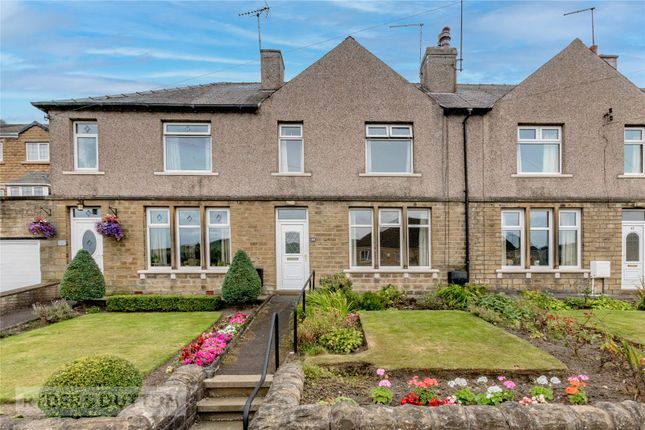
[344,268,439,274]
[511,174,572,178]
[22,161,50,165]
[153,171,219,176]
[617,174,645,179]
[359,173,422,177]
[496,268,589,274]
[137,267,229,278]
[62,171,105,175]
[271,172,312,176]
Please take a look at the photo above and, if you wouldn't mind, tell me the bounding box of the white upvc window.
[207,208,231,267]
[176,208,201,268]
[163,123,212,172]
[26,142,49,162]
[529,209,553,269]
[379,208,402,268]
[407,208,431,268]
[517,126,561,174]
[147,208,171,269]
[365,124,413,174]
[74,121,98,170]
[0,139,4,162]
[349,209,374,268]
[501,210,524,268]
[7,185,49,196]
[624,127,644,175]
[558,209,581,268]
[278,123,304,173]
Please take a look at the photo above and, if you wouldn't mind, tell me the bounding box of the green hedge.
[106,294,222,312]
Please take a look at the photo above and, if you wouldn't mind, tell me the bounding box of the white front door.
[71,208,104,271]
[622,223,644,290]
[276,209,309,290]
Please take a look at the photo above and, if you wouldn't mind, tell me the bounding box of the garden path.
[0,307,37,331]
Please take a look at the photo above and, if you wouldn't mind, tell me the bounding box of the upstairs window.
[624,127,644,175]
[366,124,413,174]
[26,142,49,162]
[517,126,561,174]
[74,121,98,170]
[164,123,211,172]
[279,124,304,173]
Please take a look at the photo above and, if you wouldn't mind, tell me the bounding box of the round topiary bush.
[60,249,106,301]
[221,250,261,304]
[38,355,143,418]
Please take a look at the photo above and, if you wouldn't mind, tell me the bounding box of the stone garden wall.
[251,362,645,430]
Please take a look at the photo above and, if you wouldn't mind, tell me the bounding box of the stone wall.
[0,282,59,315]
[0,126,50,193]
[251,362,645,430]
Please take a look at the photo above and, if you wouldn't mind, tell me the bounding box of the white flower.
[476,376,488,384]
[550,377,561,385]
[485,393,493,399]
[448,380,456,388]
[457,378,468,387]
[487,385,502,394]
[536,375,548,385]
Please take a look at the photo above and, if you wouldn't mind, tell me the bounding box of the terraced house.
[4,27,644,296]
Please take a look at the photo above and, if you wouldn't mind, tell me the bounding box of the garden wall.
[0,282,59,315]
[251,362,645,430]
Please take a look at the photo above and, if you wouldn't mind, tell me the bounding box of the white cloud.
[85,47,250,65]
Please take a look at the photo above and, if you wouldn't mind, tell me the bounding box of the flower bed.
[181,311,248,367]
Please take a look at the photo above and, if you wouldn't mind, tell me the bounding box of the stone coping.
[0,282,59,299]
[250,361,645,430]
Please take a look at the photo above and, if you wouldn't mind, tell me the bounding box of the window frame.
[163,122,212,173]
[406,208,431,268]
[558,209,582,269]
[175,207,202,270]
[516,126,562,175]
[529,208,554,269]
[278,123,304,173]
[365,124,414,174]
[501,209,525,269]
[378,208,403,268]
[146,207,172,270]
[25,142,50,162]
[206,208,231,268]
[6,185,49,197]
[624,126,645,176]
[0,139,4,162]
[73,121,99,171]
[349,208,374,269]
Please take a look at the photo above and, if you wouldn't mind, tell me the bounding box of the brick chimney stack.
[420,26,457,93]
[260,49,284,90]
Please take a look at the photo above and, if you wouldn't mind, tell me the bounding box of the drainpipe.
[463,108,473,282]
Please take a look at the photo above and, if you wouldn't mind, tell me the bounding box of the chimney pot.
[260,49,284,90]
[590,44,598,54]
[438,26,451,47]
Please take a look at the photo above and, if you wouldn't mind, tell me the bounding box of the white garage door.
[0,240,42,293]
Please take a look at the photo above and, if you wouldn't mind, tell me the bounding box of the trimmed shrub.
[60,250,105,301]
[319,273,353,293]
[359,291,386,310]
[106,295,223,312]
[221,250,261,304]
[38,355,143,417]
[32,300,76,324]
[319,327,363,354]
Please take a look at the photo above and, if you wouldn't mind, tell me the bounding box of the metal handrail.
[242,312,279,430]
[293,270,315,354]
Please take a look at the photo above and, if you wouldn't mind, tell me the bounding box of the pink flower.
[503,380,516,390]
[497,376,506,381]
[379,379,392,388]
[567,376,580,384]
[578,374,589,382]
[376,368,386,377]
[519,396,533,406]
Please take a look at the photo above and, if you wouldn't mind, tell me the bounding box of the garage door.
[0,240,41,293]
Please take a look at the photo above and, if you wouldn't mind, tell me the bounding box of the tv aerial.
[564,6,597,47]
[390,23,424,62]
[239,1,271,51]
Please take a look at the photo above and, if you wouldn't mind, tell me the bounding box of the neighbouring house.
[3,27,642,297]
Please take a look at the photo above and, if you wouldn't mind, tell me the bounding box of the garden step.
[191,419,243,429]
[204,374,272,397]
[197,396,264,421]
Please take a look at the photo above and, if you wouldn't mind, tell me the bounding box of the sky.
[1,0,644,123]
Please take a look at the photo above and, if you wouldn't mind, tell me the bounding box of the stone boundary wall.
[0,282,59,316]
[251,362,645,430]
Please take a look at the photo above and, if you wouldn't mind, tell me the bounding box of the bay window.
[207,209,231,267]
[379,209,402,267]
[350,209,373,268]
[517,126,561,174]
[147,208,171,268]
[366,124,413,174]
[624,127,644,175]
[164,123,211,172]
[176,208,201,268]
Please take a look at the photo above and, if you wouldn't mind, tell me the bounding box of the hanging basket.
[95,214,124,241]
[28,216,57,238]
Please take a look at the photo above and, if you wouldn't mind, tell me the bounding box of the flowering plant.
[95,214,124,240]
[400,392,422,406]
[530,385,554,401]
[181,312,248,366]
[407,376,439,405]
[28,216,56,238]
[565,375,589,405]
[370,368,393,405]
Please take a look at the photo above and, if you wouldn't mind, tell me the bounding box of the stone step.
[204,374,272,398]
[197,397,264,421]
[191,419,243,429]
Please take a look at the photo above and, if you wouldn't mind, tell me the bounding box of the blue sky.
[1,0,644,123]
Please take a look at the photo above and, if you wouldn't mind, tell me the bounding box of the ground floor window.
[207,209,231,267]
[7,185,49,196]
[147,208,171,268]
[350,209,374,268]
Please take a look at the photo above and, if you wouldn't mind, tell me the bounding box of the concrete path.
[0,307,37,331]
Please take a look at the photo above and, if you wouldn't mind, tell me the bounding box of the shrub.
[59,250,105,301]
[377,285,406,308]
[468,305,509,327]
[86,306,101,314]
[221,250,261,304]
[564,297,589,309]
[303,363,333,379]
[370,386,393,405]
[306,289,356,317]
[319,273,352,293]
[473,293,526,321]
[520,290,569,311]
[319,327,363,354]
[416,291,446,310]
[38,355,143,417]
[359,291,386,311]
[589,296,634,310]
[638,295,645,311]
[32,300,76,324]
[106,295,223,312]
[298,310,346,346]
[436,283,487,310]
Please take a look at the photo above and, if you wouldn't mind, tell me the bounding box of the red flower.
[428,397,445,407]
[400,392,421,406]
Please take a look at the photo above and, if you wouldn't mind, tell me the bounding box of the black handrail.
[242,312,279,430]
[293,270,315,354]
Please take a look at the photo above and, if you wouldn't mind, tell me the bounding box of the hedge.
[60,249,106,301]
[106,294,222,312]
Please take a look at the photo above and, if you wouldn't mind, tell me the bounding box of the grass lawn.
[0,312,220,402]
[557,310,645,345]
[309,310,565,371]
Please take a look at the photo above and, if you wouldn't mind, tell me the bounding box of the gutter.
[462,108,473,281]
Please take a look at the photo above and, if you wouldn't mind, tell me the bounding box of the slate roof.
[421,84,516,110]
[0,121,48,137]
[32,82,273,112]
[6,172,50,186]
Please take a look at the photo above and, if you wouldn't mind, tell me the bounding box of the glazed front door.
[71,208,104,271]
[622,223,644,290]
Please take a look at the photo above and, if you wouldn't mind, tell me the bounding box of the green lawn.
[0,312,220,402]
[557,310,645,345]
[309,310,565,371]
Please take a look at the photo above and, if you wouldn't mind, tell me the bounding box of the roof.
[421,84,516,110]
[6,172,50,186]
[0,121,48,137]
[32,82,273,112]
